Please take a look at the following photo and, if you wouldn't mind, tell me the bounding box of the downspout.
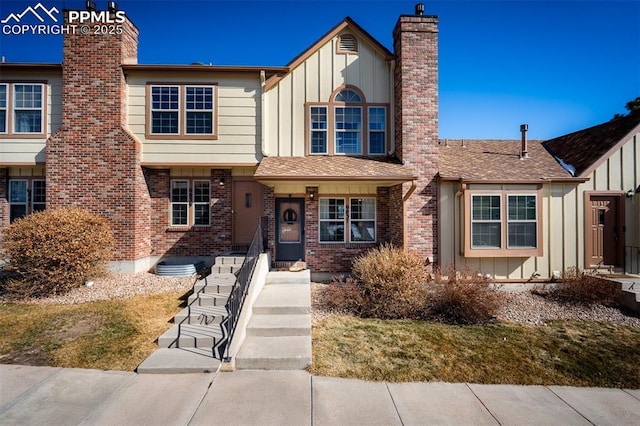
[260,70,268,157]
[402,179,417,251]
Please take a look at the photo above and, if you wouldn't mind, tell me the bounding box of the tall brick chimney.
[46,8,152,271]
[393,4,439,266]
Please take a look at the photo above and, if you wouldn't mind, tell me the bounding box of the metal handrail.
[222,216,267,360]
[624,245,640,274]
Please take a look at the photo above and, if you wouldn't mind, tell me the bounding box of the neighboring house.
[1,4,638,279]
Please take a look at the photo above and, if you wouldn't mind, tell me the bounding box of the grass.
[0,291,186,371]
[311,316,640,388]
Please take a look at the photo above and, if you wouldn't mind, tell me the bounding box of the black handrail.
[624,245,640,274]
[222,216,267,361]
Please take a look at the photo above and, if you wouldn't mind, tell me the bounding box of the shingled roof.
[543,111,640,177]
[438,139,575,182]
[254,156,416,182]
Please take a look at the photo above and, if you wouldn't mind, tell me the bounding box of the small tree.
[1,208,114,298]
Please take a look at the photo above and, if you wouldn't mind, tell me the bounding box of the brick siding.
[393,15,439,268]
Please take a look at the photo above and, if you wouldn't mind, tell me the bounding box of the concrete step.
[253,284,311,315]
[158,324,226,349]
[136,348,221,374]
[193,282,234,295]
[215,255,245,265]
[188,293,229,307]
[174,305,228,325]
[211,264,242,274]
[246,314,311,337]
[235,336,311,370]
[265,270,311,285]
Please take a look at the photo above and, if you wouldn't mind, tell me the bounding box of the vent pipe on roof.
[520,124,529,159]
[415,3,425,15]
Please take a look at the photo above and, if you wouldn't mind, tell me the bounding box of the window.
[319,197,376,243]
[464,188,542,257]
[319,198,345,242]
[148,84,217,138]
[0,84,6,133]
[0,82,45,136]
[471,195,501,248]
[306,86,388,156]
[170,179,210,227]
[350,198,376,242]
[507,195,537,248]
[310,106,328,154]
[368,107,386,155]
[9,179,45,223]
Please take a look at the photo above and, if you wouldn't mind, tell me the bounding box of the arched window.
[307,86,387,156]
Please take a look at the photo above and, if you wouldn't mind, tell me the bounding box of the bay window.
[464,188,542,257]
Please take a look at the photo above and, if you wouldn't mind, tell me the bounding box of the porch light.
[306,186,318,200]
[219,178,225,187]
[627,185,639,198]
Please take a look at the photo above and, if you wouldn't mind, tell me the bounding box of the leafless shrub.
[552,267,620,306]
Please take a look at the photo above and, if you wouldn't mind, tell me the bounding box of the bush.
[552,267,620,306]
[352,244,428,319]
[1,208,114,298]
[426,267,505,324]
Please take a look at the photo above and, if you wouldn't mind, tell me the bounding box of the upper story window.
[464,187,542,257]
[337,34,358,54]
[147,83,217,139]
[0,82,45,136]
[306,86,388,156]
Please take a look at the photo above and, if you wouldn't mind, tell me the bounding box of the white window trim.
[0,83,7,134]
[192,179,211,227]
[309,105,328,155]
[470,194,502,249]
[506,194,538,249]
[170,179,189,227]
[367,106,387,156]
[184,86,215,135]
[319,197,346,243]
[349,197,376,243]
[11,81,45,135]
[334,105,363,155]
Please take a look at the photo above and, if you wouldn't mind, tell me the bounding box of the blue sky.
[1,0,638,140]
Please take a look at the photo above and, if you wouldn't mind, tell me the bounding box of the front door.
[587,195,623,267]
[276,198,305,261]
[233,180,264,245]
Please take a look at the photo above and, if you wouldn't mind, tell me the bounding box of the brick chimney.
[46,8,151,271]
[393,4,439,266]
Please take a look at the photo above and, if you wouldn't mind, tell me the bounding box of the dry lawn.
[311,316,640,388]
[0,291,186,371]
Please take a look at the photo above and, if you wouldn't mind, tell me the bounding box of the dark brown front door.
[275,198,305,261]
[233,180,264,245]
[587,195,622,267]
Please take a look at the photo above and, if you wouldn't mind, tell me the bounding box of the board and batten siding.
[439,130,640,279]
[264,32,393,157]
[0,73,61,164]
[127,73,262,164]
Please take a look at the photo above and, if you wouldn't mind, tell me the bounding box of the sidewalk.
[1,364,639,425]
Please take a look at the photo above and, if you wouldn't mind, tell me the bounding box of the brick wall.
[0,169,7,228]
[45,11,151,263]
[393,14,439,267]
[146,168,233,258]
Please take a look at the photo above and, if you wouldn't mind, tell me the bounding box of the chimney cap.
[86,0,96,11]
[415,3,425,15]
[520,123,528,132]
[108,1,118,12]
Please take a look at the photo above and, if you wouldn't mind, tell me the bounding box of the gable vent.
[338,34,358,54]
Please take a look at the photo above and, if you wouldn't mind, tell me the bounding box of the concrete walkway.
[1,365,639,425]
